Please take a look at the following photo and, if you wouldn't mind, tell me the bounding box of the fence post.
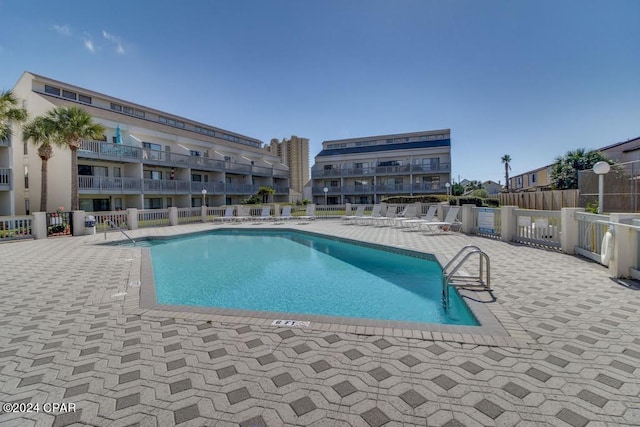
[32,212,47,239]
[345,203,352,215]
[127,208,138,230]
[72,210,86,236]
[560,207,585,254]
[500,206,517,242]
[273,204,279,218]
[169,207,178,226]
[201,205,207,223]
[461,204,474,234]
[608,213,640,278]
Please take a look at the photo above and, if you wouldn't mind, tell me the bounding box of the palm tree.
[0,90,28,141]
[22,116,62,211]
[501,154,512,191]
[45,106,104,210]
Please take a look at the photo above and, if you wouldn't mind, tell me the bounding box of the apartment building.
[310,130,452,204]
[509,165,553,192]
[3,72,289,215]
[265,135,310,194]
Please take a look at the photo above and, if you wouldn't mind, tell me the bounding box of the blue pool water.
[149,230,478,325]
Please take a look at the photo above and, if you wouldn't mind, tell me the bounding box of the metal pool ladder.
[103,220,136,246]
[442,245,490,309]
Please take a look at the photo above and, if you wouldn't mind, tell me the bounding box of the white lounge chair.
[298,204,316,222]
[275,205,293,221]
[216,206,235,223]
[342,205,366,224]
[253,206,272,222]
[357,204,387,225]
[236,206,252,222]
[418,206,461,233]
[381,204,419,227]
[400,205,438,228]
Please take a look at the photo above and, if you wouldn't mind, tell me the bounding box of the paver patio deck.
[0,220,639,426]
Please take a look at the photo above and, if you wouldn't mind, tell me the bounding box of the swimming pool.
[148,230,478,326]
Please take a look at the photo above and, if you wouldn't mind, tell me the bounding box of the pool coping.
[122,227,533,348]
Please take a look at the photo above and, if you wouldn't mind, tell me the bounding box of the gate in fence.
[46,211,73,237]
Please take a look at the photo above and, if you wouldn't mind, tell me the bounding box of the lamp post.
[323,187,329,206]
[445,182,451,197]
[201,188,207,207]
[593,161,610,214]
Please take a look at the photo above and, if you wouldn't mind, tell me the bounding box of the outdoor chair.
[418,206,461,233]
[342,205,366,224]
[399,205,438,228]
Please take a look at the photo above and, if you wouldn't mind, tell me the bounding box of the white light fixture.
[445,182,451,196]
[593,161,610,214]
[201,188,207,206]
[323,187,329,206]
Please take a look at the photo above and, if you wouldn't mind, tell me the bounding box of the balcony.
[312,183,446,195]
[311,163,451,178]
[79,139,289,177]
[0,168,11,190]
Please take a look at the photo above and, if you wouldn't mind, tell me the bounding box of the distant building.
[266,135,309,195]
[310,129,451,204]
[509,165,553,192]
[599,136,640,164]
[482,180,503,195]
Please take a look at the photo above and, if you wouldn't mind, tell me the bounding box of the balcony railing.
[311,183,446,195]
[311,163,451,178]
[78,139,289,178]
[0,168,12,190]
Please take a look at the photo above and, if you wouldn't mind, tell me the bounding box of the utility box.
[85,215,96,234]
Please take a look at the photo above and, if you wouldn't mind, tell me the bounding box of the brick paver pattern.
[0,221,639,426]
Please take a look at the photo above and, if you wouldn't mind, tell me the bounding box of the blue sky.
[1,0,639,184]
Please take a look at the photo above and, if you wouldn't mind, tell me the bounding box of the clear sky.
[1,0,638,184]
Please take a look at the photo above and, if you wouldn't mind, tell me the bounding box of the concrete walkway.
[0,220,638,426]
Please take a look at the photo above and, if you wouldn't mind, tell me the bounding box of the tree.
[0,90,28,141]
[22,116,63,211]
[550,148,611,190]
[464,180,483,192]
[45,106,104,210]
[451,183,465,196]
[257,186,275,203]
[501,154,512,192]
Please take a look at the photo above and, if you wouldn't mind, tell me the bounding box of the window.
[167,118,176,126]
[78,165,107,176]
[144,198,163,209]
[25,199,30,215]
[78,94,92,104]
[23,141,28,155]
[114,167,121,178]
[24,166,28,188]
[224,156,231,162]
[192,174,202,182]
[176,121,185,129]
[531,173,537,184]
[123,106,134,115]
[44,85,60,96]
[110,103,122,112]
[378,160,401,167]
[386,139,393,144]
[142,142,162,160]
[166,197,172,208]
[143,170,162,180]
[516,176,523,188]
[190,150,202,157]
[62,90,76,100]
[114,198,123,210]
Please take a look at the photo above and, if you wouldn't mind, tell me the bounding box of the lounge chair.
[380,204,419,227]
[357,204,387,225]
[298,204,316,222]
[342,205,366,224]
[399,205,438,228]
[216,206,235,223]
[275,206,293,221]
[236,206,252,222]
[418,206,461,233]
[253,206,272,222]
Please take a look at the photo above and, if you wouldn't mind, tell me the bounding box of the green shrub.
[381,195,449,204]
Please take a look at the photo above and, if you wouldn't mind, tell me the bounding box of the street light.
[445,182,451,197]
[593,161,610,214]
[201,188,208,207]
[323,187,329,206]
